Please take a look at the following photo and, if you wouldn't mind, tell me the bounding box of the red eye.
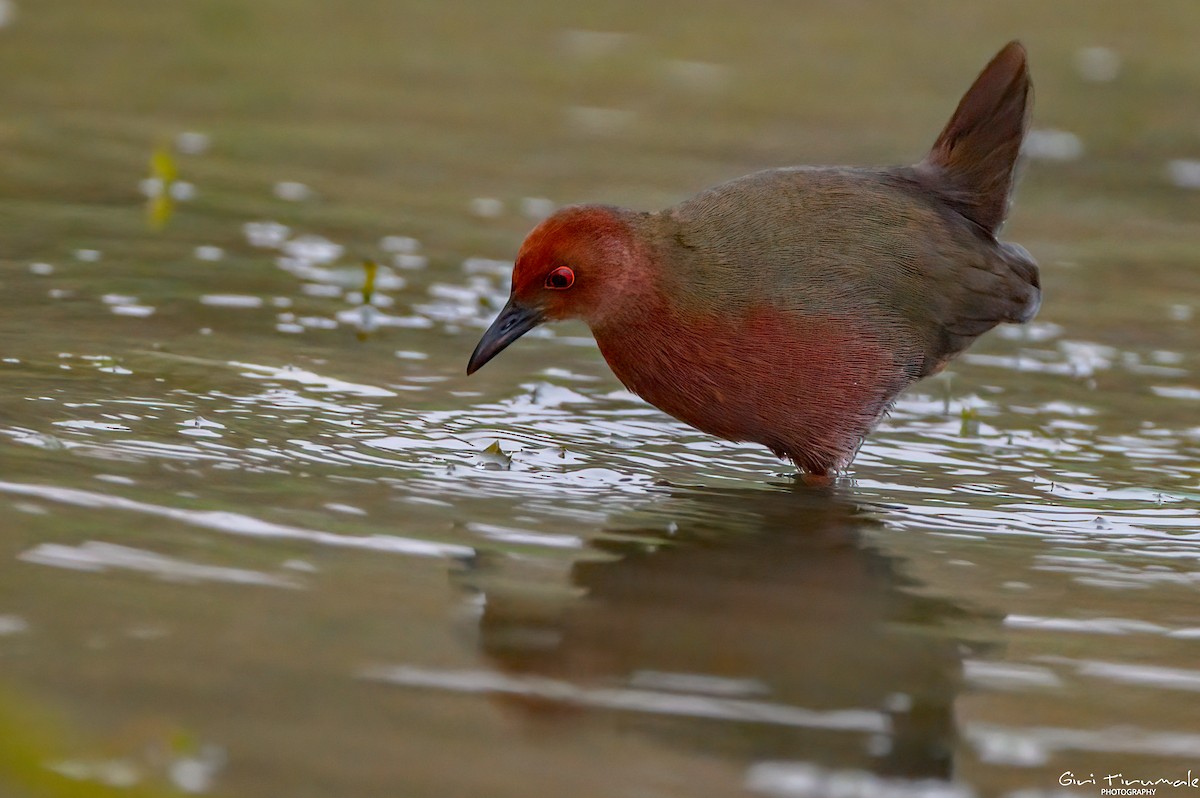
[545,266,575,290]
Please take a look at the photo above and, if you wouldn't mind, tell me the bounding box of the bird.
[467,41,1040,477]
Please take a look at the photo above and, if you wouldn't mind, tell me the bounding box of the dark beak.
[466,299,545,375]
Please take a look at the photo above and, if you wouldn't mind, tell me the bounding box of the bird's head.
[466,205,644,375]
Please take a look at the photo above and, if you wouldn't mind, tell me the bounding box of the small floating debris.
[360,259,378,304]
[90,356,133,374]
[194,245,224,261]
[282,233,343,264]
[476,440,513,470]
[380,235,420,254]
[1022,129,1084,161]
[0,615,28,635]
[355,259,380,341]
[28,262,53,275]
[243,220,290,248]
[95,474,136,486]
[462,256,511,277]
[168,744,227,794]
[274,181,314,202]
[200,294,264,308]
[169,181,196,201]
[960,406,980,437]
[102,294,155,318]
[111,305,155,318]
[1075,46,1121,83]
[469,197,503,218]
[394,253,428,269]
[179,415,225,438]
[520,196,555,220]
[1168,303,1193,321]
[135,171,188,205]
[324,503,367,517]
[47,759,141,789]
[1166,159,1200,189]
[301,283,342,298]
[74,249,102,262]
[175,130,211,155]
[145,145,183,229]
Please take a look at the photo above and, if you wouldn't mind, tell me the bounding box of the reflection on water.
[462,486,979,782]
[2,1,1200,796]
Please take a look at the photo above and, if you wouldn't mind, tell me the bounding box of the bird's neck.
[588,286,723,405]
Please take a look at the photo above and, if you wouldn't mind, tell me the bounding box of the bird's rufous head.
[466,205,641,375]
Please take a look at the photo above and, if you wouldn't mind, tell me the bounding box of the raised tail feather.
[917,40,1031,236]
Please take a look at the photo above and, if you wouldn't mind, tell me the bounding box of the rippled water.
[2,2,1199,797]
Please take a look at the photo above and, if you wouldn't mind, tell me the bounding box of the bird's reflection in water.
[462,483,988,780]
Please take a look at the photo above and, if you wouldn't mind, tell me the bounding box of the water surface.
[1,2,1198,797]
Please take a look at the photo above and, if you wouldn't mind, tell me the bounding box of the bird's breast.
[591,304,916,472]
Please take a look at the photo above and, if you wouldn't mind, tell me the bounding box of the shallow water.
[1,2,1199,797]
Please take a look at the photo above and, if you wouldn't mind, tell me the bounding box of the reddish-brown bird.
[468,42,1040,476]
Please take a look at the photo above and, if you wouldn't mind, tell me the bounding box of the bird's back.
[658,165,1040,377]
